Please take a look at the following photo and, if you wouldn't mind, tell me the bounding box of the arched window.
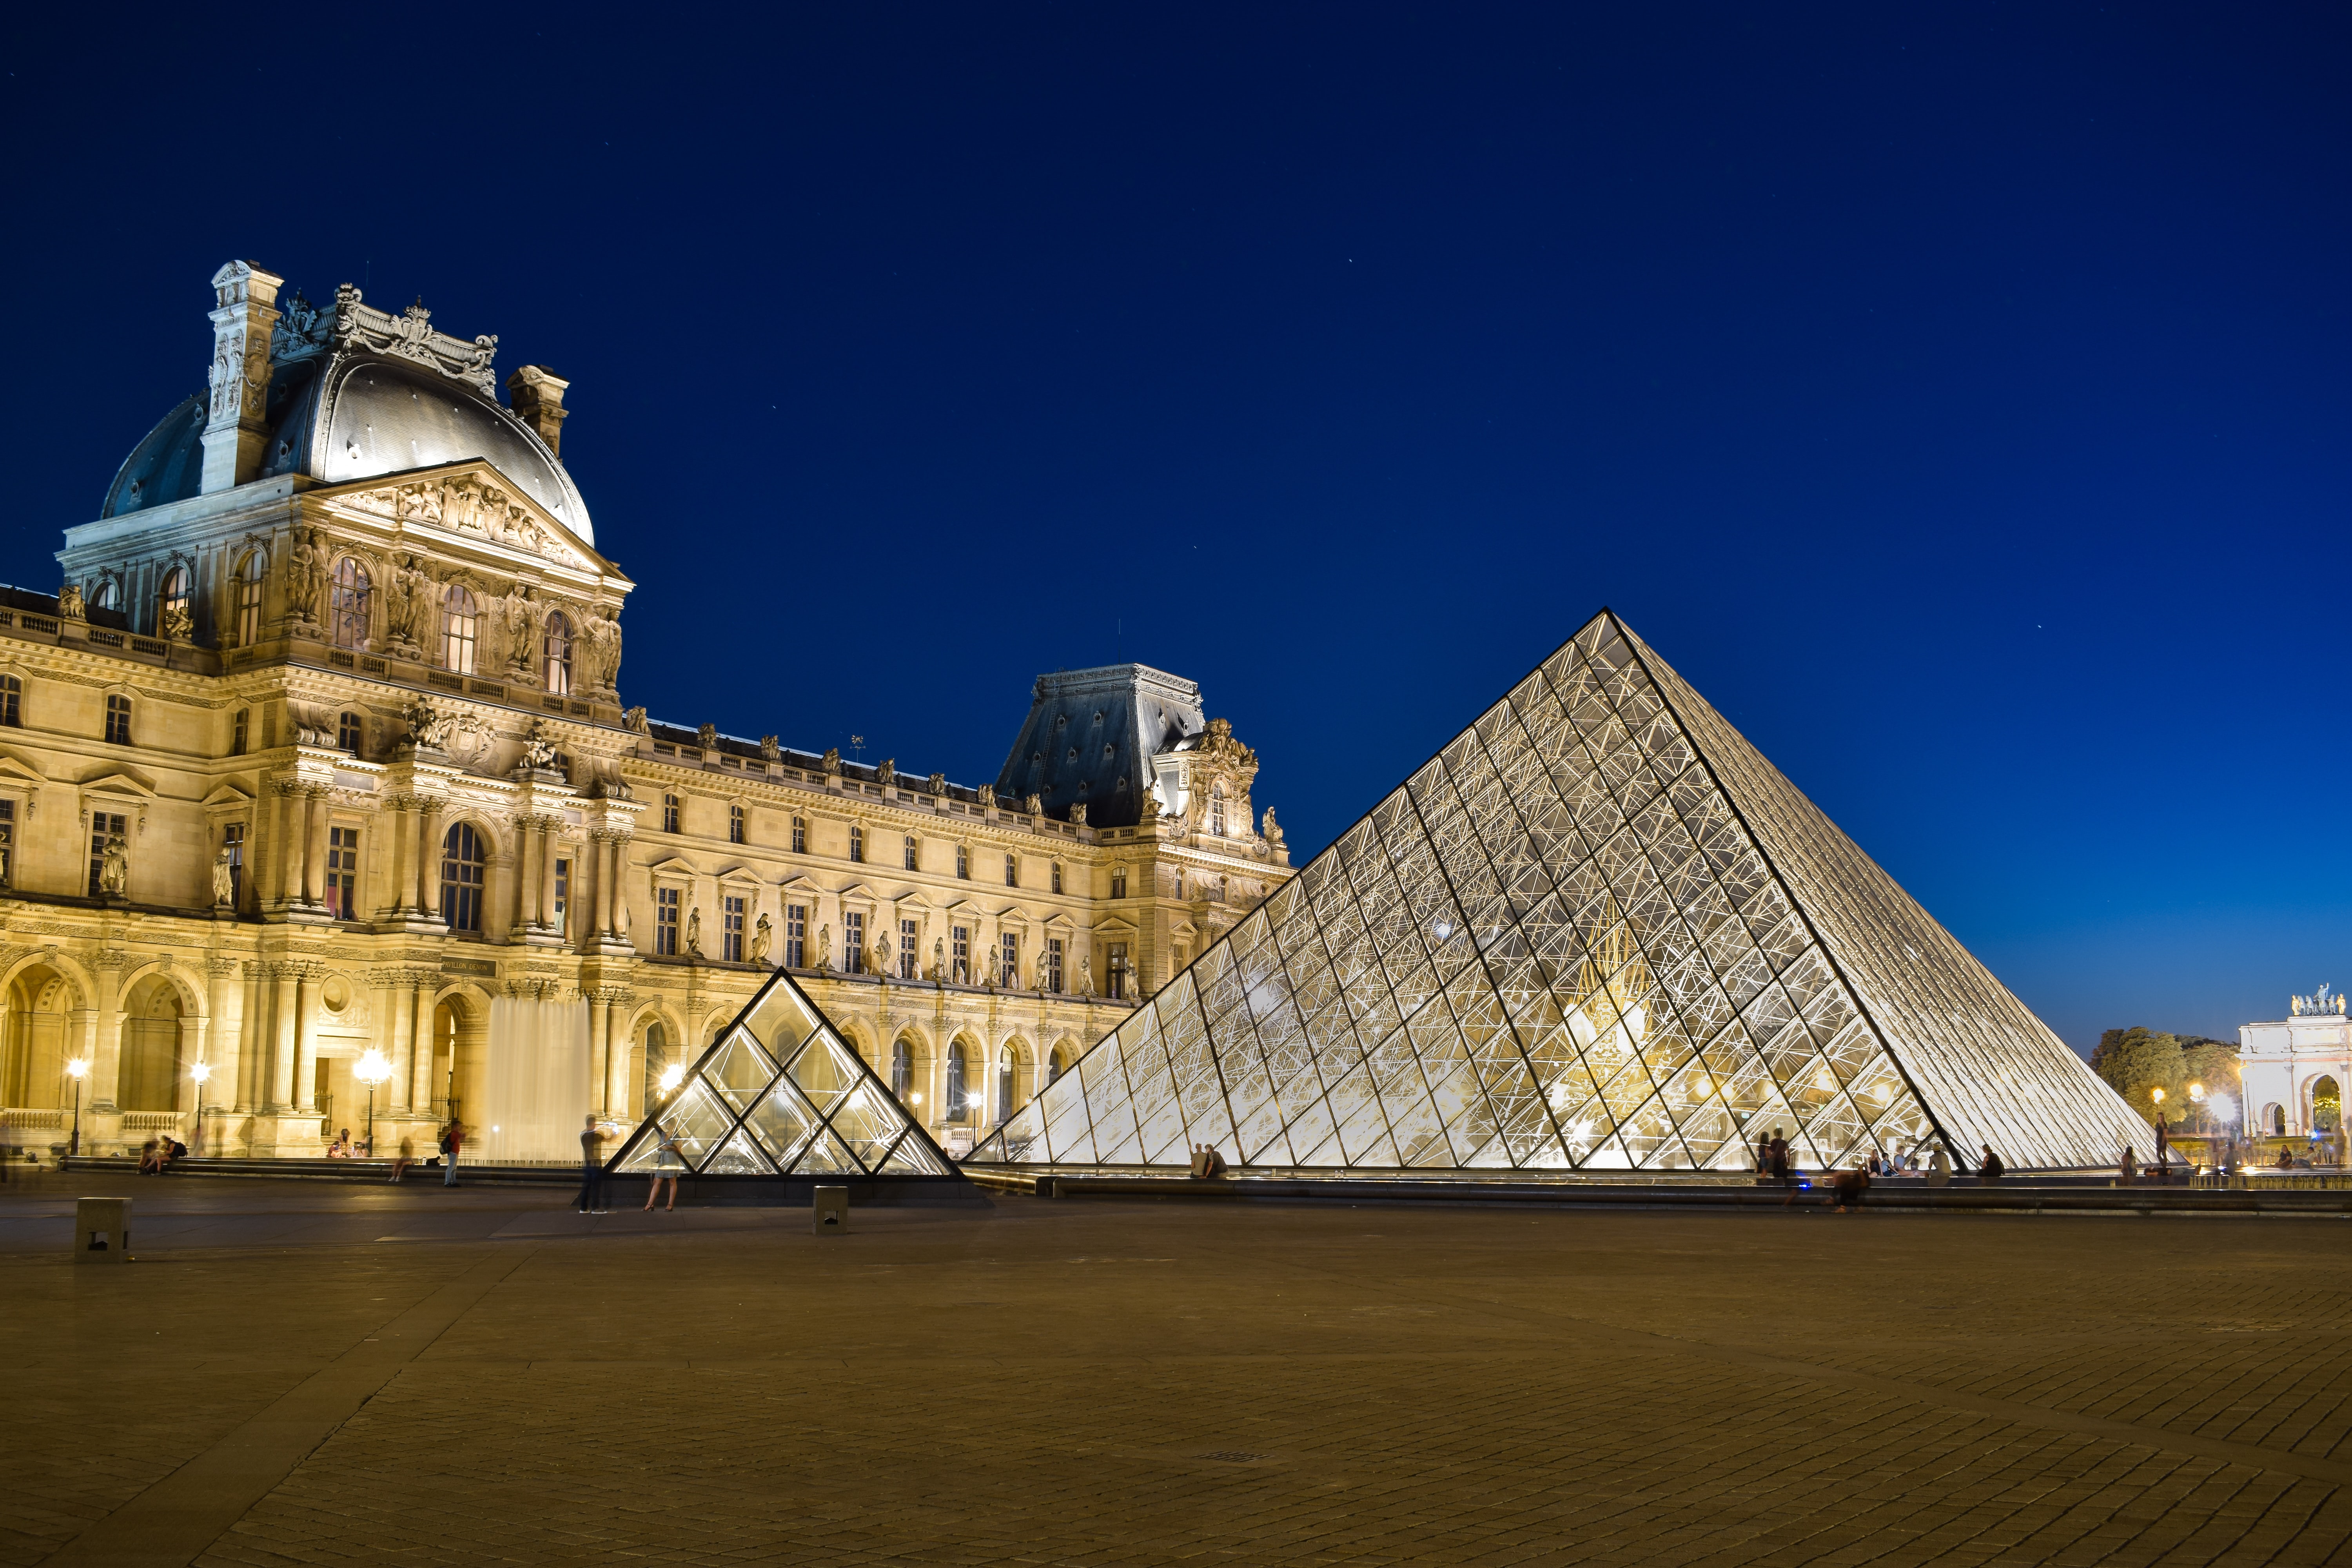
[440,584,478,674]
[542,610,572,695]
[2315,1076,2342,1134]
[848,824,864,863]
[2267,1103,2287,1136]
[996,1050,1015,1123]
[891,1039,913,1100]
[1004,852,1018,887]
[156,566,190,637]
[903,835,918,871]
[1209,786,1227,836]
[790,816,806,853]
[232,551,265,647]
[328,558,370,650]
[945,1045,967,1120]
[440,822,487,932]
[90,578,119,612]
[729,804,745,844]
[1046,1047,1067,1087]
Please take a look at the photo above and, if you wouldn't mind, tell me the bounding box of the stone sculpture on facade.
[821,747,840,774]
[285,528,325,631]
[518,717,560,772]
[927,772,947,795]
[931,936,946,981]
[760,735,781,762]
[1070,803,1088,826]
[817,924,833,970]
[1261,808,1283,849]
[1079,955,1094,997]
[1024,793,1043,815]
[874,936,893,979]
[752,913,773,967]
[212,846,236,907]
[978,785,996,809]
[685,906,702,957]
[161,603,194,641]
[698,723,719,752]
[99,833,129,897]
[58,583,86,621]
[877,759,896,787]
[404,696,454,753]
[623,706,649,733]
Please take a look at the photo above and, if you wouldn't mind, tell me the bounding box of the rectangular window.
[223,821,244,909]
[723,895,746,963]
[844,910,865,974]
[899,918,918,979]
[104,694,131,746]
[730,804,745,845]
[785,904,806,969]
[1107,942,1129,1000]
[956,844,969,879]
[1000,932,1019,988]
[230,708,247,755]
[88,811,126,898]
[1051,862,1063,895]
[1111,867,1127,900]
[662,794,680,833]
[791,816,806,854]
[553,857,570,936]
[655,885,680,957]
[0,676,21,728]
[325,826,359,920]
[904,835,918,871]
[337,711,362,755]
[952,924,969,984]
[0,800,14,886]
[1004,853,1017,887]
[849,823,864,863]
[1046,937,1064,995]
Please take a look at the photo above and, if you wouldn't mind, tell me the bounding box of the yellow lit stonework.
[0,261,1290,1162]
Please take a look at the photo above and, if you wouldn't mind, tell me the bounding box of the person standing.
[576,1115,607,1214]
[441,1117,465,1187]
[391,1134,414,1183]
[643,1121,684,1211]
[2119,1144,2137,1186]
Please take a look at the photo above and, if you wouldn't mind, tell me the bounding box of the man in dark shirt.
[1979,1145,2005,1182]
[576,1115,607,1214]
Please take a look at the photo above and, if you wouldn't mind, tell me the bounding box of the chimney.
[198,260,285,494]
[506,366,571,458]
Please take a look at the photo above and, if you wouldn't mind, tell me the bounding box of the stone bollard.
[813,1185,849,1236]
[75,1197,130,1263]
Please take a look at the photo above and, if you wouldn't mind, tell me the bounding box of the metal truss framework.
[609,969,956,1179]
[970,611,2148,1175]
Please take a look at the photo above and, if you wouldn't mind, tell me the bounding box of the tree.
[2092,1026,2188,1126]
[2178,1036,2241,1131]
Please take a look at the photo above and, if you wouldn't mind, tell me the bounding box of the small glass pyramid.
[970,610,2152,1175]
[608,968,956,1179]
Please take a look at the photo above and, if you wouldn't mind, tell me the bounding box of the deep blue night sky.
[3,5,2345,1052]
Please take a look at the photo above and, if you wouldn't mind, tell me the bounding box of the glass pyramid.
[607,968,958,1179]
[969,611,2150,1175]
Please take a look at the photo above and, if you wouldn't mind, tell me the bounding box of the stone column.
[605,998,633,1119]
[410,976,437,1115]
[385,797,413,916]
[514,814,540,935]
[88,952,126,1113]
[594,831,618,938]
[587,989,610,1114]
[416,799,443,921]
[277,782,308,908]
[540,823,561,933]
[202,954,237,1131]
[236,962,267,1111]
[302,784,330,908]
[387,975,416,1113]
[269,963,298,1109]
[292,965,320,1112]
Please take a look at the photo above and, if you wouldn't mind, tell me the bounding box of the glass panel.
[702,1126,775,1176]
[875,1127,953,1175]
[744,980,817,1056]
[646,1079,735,1171]
[793,1125,860,1175]
[827,1081,907,1170]
[785,1031,861,1116]
[745,1079,823,1170]
[706,1030,780,1113]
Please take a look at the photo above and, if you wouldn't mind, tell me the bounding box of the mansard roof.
[995,662,1206,830]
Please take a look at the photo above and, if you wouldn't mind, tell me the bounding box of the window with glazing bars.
[1045,937,1064,995]
[899,918,918,979]
[662,794,679,833]
[0,675,20,728]
[1111,866,1127,899]
[87,811,125,897]
[338,711,363,755]
[723,895,745,962]
[325,826,359,920]
[552,858,569,936]
[891,1039,913,1099]
[1107,941,1128,1000]
[1000,932,1019,987]
[328,558,370,650]
[221,821,243,908]
[849,823,864,863]
[233,552,263,646]
[903,835,918,871]
[785,903,805,969]
[791,816,806,853]
[441,824,486,932]
[952,925,969,984]
[230,708,247,754]
[956,843,968,878]
[844,910,865,973]
[729,803,745,844]
[1051,862,1063,894]
[1004,852,1017,887]
[104,695,131,745]
[655,885,680,956]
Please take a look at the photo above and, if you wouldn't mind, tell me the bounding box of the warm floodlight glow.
[2189,1082,2204,1101]
[355,1049,392,1087]
[189,1061,212,1083]
[2151,1087,2166,1105]
[658,1063,686,1093]
[65,1058,89,1079]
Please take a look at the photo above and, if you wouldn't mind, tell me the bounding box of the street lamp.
[657,1063,685,1101]
[189,1061,212,1156]
[354,1051,392,1156]
[64,1057,90,1158]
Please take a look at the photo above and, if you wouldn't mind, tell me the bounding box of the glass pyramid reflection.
[606,968,958,1179]
[969,610,2151,1175]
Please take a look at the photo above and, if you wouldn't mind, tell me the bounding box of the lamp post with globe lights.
[354,1051,392,1156]
[190,1061,212,1155]
[64,1057,90,1157]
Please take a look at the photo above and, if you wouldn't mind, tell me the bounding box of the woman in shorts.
[643,1122,684,1211]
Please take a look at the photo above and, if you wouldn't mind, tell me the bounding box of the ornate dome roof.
[102,286,595,548]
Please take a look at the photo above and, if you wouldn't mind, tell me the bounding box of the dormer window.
[156,566,190,637]
[543,611,573,695]
[329,558,370,650]
[440,585,478,674]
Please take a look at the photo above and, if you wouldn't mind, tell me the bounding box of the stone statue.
[877,759,896,788]
[285,529,325,625]
[211,845,235,907]
[978,785,996,809]
[1024,793,1043,815]
[821,747,840,774]
[685,906,702,956]
[1138,783,1160,820]
[698,723,719,752]
[587,606,624,690]
[404,696,454,752]
[1070,803,1088,826]
[927,771,947,795]
[623,706,649,733]
[518,717,559,771]
[1261,808,1284,848]
[160,603,194,641]
[1079,954,1094,997]
[500,583,538,674]
[57,583,85,621]
[873,935,892,978]
[99,832,129,897]
[752,912,773,967]
[760,735,781,762]
[385,556,428,649]
[817,923,833,970]
[931,936,945,980]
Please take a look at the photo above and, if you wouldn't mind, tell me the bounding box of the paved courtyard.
[2,1173,2349,1568]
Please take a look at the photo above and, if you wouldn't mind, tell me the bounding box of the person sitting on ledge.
[2278,1148,2294,1170]
[136,1138,165,1175]
[1978,1145,2005,1182]
[1826,1163,1871,1212]
[325,1129,353,1158]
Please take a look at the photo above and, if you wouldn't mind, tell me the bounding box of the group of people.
[1755,1129,2009,1208]
[575,1116,686,1213]
[134,1134,187,1174]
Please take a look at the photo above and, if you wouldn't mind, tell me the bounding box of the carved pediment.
[318,461,604,575]
[77,768,157,800]
[0,750,49,787]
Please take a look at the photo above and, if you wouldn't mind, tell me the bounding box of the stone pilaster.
[198,261,285,494]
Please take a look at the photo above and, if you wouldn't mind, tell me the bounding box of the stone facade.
[0,260,1290,1163]
[2239,986,2350,1148]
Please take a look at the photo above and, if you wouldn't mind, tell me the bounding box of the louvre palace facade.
[0,260,1289,1162]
